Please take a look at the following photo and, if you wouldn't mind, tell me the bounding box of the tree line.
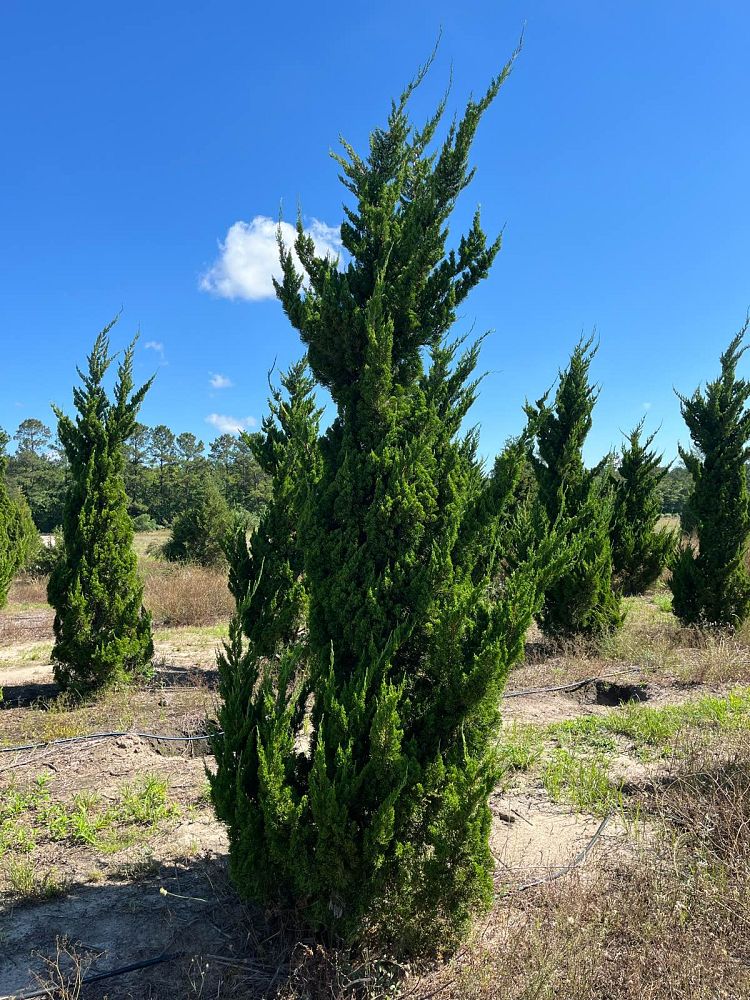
[2,51,749,956]
[0,416,270,533]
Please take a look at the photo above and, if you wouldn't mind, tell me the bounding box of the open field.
[2,564,750,998]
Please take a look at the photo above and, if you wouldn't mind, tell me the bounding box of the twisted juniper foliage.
[670,322,750,626]
[526,337,622,636]
[611,420,677,596]
[214,51,571,950]
[48,320,154,691]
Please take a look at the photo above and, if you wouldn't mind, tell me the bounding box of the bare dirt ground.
[2,584,750,998]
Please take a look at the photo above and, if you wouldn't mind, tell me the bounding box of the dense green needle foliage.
[212,53,571,950]
[670,322,750,626]
[611,420,677,595]
[0,462,37,608]
[224,359,322,655]
[48,320,155,691]
[526,338,622,636]
[163,466,231,567]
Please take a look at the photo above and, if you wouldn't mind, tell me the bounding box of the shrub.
[0,470,39,607]
[526,338,622,636]
[670,322,750,626]
[163,468,231,568]
[224,358,321,654]
[48,320,155,691]
[211,53,570,951]
[611,420,678,595]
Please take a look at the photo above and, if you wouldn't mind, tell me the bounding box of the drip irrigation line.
[506,813,612,893]
[504,667,640,699]
[0,951,184,1000]
[0,670,641,759]
[0,730,221,755]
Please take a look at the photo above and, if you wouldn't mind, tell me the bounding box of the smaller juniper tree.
[0,450,40,608]
[611,420,677,595]
[211,359,321,889]
[526,337,622,636]
[48,321,154,691]
[670,322,750,627]
[224,358,322,656]
[163,467,231,567]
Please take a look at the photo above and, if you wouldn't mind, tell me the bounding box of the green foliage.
[225,359,322,654]
[48,319,155,692]
[526,338,622,636]
[212,53,572,951]
[611,420,678,595]
[659,463,692,517]
[0,462,39,607]
[670,322,750,626]
[163,467,231,567]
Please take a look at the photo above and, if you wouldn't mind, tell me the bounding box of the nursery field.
[1,537,750,999]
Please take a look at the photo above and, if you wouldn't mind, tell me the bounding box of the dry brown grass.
[415,737,750,1000]
[5,574,50,609]
[141,561,233,627]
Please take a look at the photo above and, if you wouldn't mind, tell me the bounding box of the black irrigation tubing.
[0,730,221,755]
[0,951,184,1000]
[509,813,612,893]
[0,672,641,759]
[503,667,639,699]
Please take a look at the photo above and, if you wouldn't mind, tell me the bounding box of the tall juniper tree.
[48,321,154,691]
[211,53,570,949]
[670,322,750,626]
[611,420,677,595]
[526,337,622,636]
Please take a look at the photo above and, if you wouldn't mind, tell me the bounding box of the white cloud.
[209,373,233,389]
[144,340,166,363]
[199,215,342,301]
[205,413,257,435]
[643,402,652,411]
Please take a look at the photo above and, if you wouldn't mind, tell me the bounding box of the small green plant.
[543,749,621,815]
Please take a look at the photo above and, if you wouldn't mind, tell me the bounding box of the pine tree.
[670,322,750,626]
[48,321,154,691]
[611,420,677,595]
[526,337,622,636]
[163,467,231,567]
[212,53,571,949]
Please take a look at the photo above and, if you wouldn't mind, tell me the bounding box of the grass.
[0,772,180,888]
[550,687,750,759]
[141,561,233,627]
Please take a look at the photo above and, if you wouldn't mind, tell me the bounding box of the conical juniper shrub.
[211,359,322,869]
[212,55,573,951]
[163,465,231,567]
[611,420,677,596]
[225,358,322,654]
[670,322,750,627]
[526,337,623,637]
[48,321,154,692]
[0,464,36,609]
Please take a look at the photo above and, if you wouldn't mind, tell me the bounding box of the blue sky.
[1,0,748,464]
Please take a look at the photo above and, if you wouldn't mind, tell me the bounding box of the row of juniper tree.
[3,55,750,951]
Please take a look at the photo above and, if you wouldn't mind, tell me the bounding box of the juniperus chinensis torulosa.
[48,321,154,691]
[611,420,677,596]
[163,466,231,568]
[526,337,622,636]
[224,358,321,655]
[0,464,37,609]
[213,51,570,950]
[670,322,750,627]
